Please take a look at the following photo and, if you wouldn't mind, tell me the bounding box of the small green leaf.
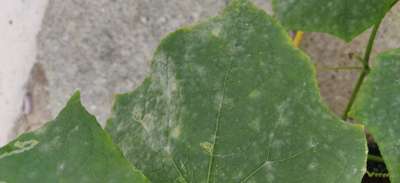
[350,49,400,182]
[0,92,149,183]
[106,0,366,182]
[272,0,396,41]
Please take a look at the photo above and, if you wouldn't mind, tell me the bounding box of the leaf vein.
[206,62,234,183]
[240,144,318,182]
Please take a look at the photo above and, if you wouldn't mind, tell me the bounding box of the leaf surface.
[350,49,400,182]
[106,0,366,182]
[272,0,396,41]
[0,92,149,183]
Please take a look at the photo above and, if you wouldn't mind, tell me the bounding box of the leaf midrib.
[206,61,234,183]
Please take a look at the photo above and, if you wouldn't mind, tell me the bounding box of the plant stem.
[341,19,383,120]
[342,0,400,120]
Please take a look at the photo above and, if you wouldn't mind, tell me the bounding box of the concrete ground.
[0,0,48,145]
[1,0,400,146]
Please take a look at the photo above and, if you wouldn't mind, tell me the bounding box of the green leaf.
[350,49,400,182]
[106,0,366,182]
[0,92,149,183]
[272,0,396,41]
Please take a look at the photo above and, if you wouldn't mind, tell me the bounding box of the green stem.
[342,0,400,120]
[341,19,383,120]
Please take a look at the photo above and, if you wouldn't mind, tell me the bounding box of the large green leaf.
[0,92,149,183]
[350,49,400,182]
[106,0,366,182]
[272,0,396,41]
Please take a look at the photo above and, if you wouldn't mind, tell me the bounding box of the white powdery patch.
[131,106,156,133]
[307,137,318,148]
[211,25,222,38]
[263,161,275,182]
[248,118,261,132]
[70,126,80,133]
[57,161,66,174]
[170,125,182,139]
[248,89,261,99]
[307,161,318,171]
[276,99,291,127]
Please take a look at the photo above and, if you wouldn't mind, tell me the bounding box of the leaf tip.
[66,90,82,105]
[59,90,90,119]
[71,90,81,100]
[342,34,355,43]
[224,0,254,12]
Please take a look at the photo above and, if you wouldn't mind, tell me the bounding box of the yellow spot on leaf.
[200,142,213,154]
[0,140,39,159]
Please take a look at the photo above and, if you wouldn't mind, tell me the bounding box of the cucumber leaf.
[106,0,367,182]
[0,92,149,183]
[272,0,396,41]
[350,49,400,182]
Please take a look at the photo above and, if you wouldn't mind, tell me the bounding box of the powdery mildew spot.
[71,126,80,133]
[0,139,39,159]
[248,89,261,98]
[211,26,222,37]
[171,125,182,139]
[307,161,318,171]
[131,106,155,133]
[275,99,291,127]
[263,161,275,182]
[57,161,66,174]
[307,137,318,148]
[248,118,261,132]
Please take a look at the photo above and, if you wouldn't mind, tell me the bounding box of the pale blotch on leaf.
[249,118,261,132]
[0,140,39,159]
[211,26,222,37]
[200,142,213,154]
[307,161,318,171]
[248,89,261,98]
[171,125,182,139]
[57,161,66,174]
[263,162,275,182]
